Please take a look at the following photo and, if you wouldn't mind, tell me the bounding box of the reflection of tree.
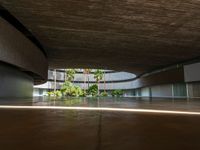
[64,98,82,106]
[96,111,102,150]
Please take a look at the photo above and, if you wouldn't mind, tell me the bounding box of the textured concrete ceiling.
[1,0,200,75]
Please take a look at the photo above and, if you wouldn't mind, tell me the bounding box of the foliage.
[100,91,108,97]
[94,69,103,95]
[47,68,114,98]
[47,90,62,97]
[70,86,84,97]
[60,81,73,93]
[81,90,87,97]
[94,69,103,83]
[87,84,98,96]
[61,81,84,97]
[111,90,123,97]
[66,69,76,82]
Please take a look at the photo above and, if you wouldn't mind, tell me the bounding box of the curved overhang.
[0,17,48,84]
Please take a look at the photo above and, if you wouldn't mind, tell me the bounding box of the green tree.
[87,84,98,96]
[66,69,76,82]
[94,69,103,95]
[103,70,106,92]
[61,81,84,97]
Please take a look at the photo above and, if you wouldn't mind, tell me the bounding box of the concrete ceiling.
[1,0,200,75]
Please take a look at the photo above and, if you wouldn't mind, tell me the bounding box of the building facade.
[34,63,200,98]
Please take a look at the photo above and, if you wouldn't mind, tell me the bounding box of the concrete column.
[0,63,33,98]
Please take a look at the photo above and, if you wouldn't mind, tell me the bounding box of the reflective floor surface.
[0,97,200,150]
[1,97,200,112]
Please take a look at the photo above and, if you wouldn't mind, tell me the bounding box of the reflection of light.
[0,105,200,115]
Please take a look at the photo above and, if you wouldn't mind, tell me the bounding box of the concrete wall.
[187,82,200,98]
[0,17,48,84]
[151,84,172,97]
[0,63,33,98]
[173,83,187,97]
[183,63,200,98]
[141,87,150,97]
[184,63,200,82]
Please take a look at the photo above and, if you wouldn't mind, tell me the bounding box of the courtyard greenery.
[111,90,123,97]
[61,81,84,97]
[94,69,103,95]
[100,91,108,97]
[47,69,123,98]
[47,90,62,97]
[87,84,98,96]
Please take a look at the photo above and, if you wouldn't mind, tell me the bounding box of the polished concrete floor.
[1,97,200,111]
[0,97,200,150]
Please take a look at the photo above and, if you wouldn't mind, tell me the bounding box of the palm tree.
[87,69,91,88]
[83,69,92,89]
[54,69,57,92]
[66,69,76,82]
[94,69,103,95]
[103,70,106,92]
[83,69,87,90]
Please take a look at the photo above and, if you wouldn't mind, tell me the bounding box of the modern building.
[34,64,200,98]
[2,1,200,150]
[0,1,200,99]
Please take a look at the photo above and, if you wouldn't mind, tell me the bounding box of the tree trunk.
[104,70,106,92]
[87,73,90,89]
[98,81,100,95]
[84,72,86,91]
[54,69,57,92]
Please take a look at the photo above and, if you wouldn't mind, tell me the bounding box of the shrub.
[87,84,98,96]
[70,86,83,97]
[111,90,123,97]
[61,81,84,97]
[100,91,108,97]
[47,90,62,97]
